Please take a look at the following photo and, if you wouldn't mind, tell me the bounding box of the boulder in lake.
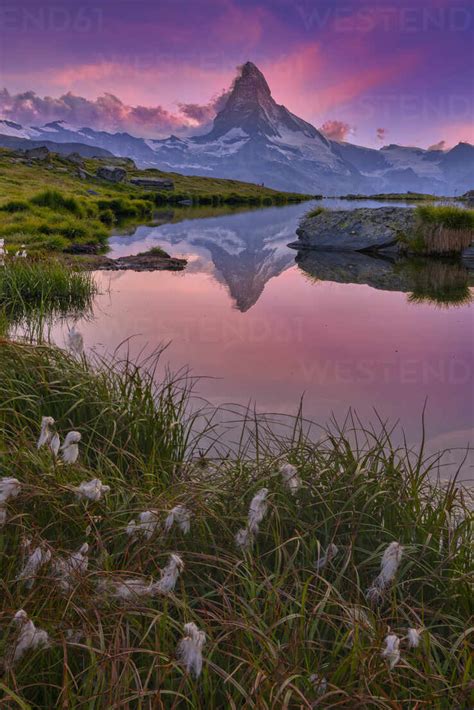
[292,207,417,252]
[96,165,127,183]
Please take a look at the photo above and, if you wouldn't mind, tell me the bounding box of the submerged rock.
[95,251,187,272]
[292,207,416,252]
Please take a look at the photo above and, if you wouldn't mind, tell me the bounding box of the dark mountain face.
[0,63,472,195]
[205,62,325,143]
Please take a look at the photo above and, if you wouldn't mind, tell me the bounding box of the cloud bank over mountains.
[0,87,229,137]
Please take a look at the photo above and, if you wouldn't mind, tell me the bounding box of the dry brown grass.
[416,222,473,254]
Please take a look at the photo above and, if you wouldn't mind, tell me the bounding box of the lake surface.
[53,200,474,480]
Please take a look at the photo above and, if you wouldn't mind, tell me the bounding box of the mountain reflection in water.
[48,201,473,480]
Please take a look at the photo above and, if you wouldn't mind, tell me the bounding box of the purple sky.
[0,0,473,147]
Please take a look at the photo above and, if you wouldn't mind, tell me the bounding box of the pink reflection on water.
[53,264,473,480]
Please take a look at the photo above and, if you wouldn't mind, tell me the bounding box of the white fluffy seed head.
[235,527,253,550]
[53,543,89,592]
[17,545,52,588]
[279,463,301,493]
[67,327,84,356]
[49,432,61,457]
[407,627,422,648]
[108,576,154,601]
[74,478,110,501]
[378,542,404,586]
[381,634,400,669]
[37,417,55,449]
[0,476,22,504]
[126,510,159,539]
[11,610,50,664]
[153,553,184,594]
[247,488,269,534]
[177,622,206,678]
[165,505,191,534]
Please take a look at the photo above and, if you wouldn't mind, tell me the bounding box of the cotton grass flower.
[235,487,269,550]
[126,510,160,539]
[73,478,110,502]
[366,541,404,603]
[60,431,82,464]
[17,545,52,589]
[0,477,21,527]
[248,488,269,532]
[105,555,184,601]
[165,505,191,534]
[50,432,61,457]
[407,627,422,648]
[10,610,50,665]
[0,476,21,503]
[177,622,206,678]
[315,543,338,570]
[279,462,301,493]
[309,674,328,696]
[53,543,89,592]
[67,326,84,357]
[107,576,155,602]
[37,416,56,449]
[381,633,400,669]
[153,553,184,594]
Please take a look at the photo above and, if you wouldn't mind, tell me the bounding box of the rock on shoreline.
[290,207,417,252]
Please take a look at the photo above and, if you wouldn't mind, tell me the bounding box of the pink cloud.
[428,140,446,151]
[0,88,198,136]
[376,127,387,141]
[320,120,354,141]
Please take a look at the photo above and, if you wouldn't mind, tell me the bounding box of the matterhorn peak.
[235,62,272,97]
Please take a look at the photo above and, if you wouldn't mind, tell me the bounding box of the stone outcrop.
[291,207,417,252]
[96,165,127,183]
[66,152,85,167]
[130,177,174,190]
[25,146,50,161]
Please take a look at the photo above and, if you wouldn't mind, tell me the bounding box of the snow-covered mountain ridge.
[1,62,472,195]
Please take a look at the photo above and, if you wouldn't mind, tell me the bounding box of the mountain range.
[1,62,472,195]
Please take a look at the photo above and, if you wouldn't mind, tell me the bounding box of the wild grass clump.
[417,205,474,230]
[30,189,84,216]
[410,205,474,255]
[0,258,96,324]
[95,197,153,221]
[306,205,326,218]
[0,199,29,213]
[0,342,472,708]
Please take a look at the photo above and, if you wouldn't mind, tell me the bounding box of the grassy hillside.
[0,340,471,708]
[0,149,311,255]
